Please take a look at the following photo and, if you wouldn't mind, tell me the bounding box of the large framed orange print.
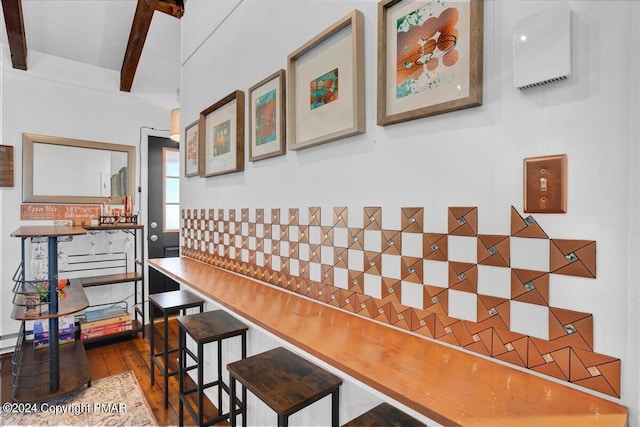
[377,0,484,126]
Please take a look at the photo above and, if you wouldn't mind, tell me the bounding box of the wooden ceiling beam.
[155,0,184,18]
[120,0,158,92]
[120,0,183,92]
[1,0,28,70]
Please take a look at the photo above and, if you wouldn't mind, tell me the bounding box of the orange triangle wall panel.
[510,206,549,238]
[181,207,621,398]
[550,239,596,278]
[448,207,478,236]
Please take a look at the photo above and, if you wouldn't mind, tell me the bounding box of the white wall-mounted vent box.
[513,2,572,89]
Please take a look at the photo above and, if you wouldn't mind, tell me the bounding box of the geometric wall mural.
[181,205,621,398]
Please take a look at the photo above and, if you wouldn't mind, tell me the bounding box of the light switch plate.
[524,154,567,213]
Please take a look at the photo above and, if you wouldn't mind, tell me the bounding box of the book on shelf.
[33,327,75,340]
[34,316,74,332]
[82,319,132,334]
[80,322,134,341]
[79,313,131,332]
[80,305,128,323]
[34,332,76,349]
[34,317,75,340]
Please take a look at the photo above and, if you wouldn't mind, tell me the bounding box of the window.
[163,147,180,231]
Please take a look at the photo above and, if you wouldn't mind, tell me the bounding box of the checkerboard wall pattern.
[181,205,621,398]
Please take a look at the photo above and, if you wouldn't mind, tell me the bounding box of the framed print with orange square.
[199,90,245,177]
[287,9,365,151]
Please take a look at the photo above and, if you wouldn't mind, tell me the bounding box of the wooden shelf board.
[83,224,143,231]
[11,225,87,238]
[12,339,91,403]
[76,272,143,288]
[12,281,89,320]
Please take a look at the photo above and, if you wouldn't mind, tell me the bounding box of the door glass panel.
[165,205,180,230]
[163,147,180,231]
[165,149,180,177]
[165,178,179,203]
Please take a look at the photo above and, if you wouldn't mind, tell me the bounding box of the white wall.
[627,0,640,420]
[180,0,640,423]
[0,45,171,346]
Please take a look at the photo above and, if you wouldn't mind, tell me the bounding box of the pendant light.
[170,108,180,142]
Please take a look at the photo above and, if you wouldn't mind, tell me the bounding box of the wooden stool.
[150,290,205,409]
[227,346,342,427]
[178,310,248,427]
[342,403,426,427]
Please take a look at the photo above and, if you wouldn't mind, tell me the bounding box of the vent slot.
[518,75,568,90]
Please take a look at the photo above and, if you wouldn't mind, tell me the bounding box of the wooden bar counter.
[149,257,628,427]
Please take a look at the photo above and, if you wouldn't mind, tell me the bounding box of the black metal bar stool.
[342,403,426,427]
[178,309,248,427]
[149,290,205,409]
[227,346,342,427]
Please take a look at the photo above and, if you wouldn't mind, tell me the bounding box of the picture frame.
[287,9,365,151]
[0,145,14,187]
[377,0,484,126]
[199,90,245,177]
[249,69,287,161]
[184,119,199,177]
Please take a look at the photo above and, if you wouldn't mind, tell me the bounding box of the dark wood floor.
[1,318,226,426]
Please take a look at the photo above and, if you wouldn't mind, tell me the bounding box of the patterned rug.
[3,371,157,426]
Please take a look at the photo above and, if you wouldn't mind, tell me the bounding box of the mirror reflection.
[23,133,136,204]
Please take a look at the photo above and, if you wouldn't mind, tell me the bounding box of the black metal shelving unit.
[10,226,91,402]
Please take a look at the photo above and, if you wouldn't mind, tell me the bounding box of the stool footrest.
[152,358,179,377]
[182,379,228,397]
[182,381,229,394]
[182,386,198,395]
[180,394,230,427]
[153,348,178,359]
[184,347,198,361]
[183,364,197,374]
[153,348,178,358]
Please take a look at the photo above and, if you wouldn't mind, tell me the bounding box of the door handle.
[150,222,158,229]
[150,235,158,242]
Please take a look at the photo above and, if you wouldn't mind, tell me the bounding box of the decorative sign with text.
[21,204,101,221]
[0,145,14,187]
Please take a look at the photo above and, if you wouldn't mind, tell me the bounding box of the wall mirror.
[22,133,136,204]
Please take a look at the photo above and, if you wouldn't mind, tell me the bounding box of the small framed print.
[199,90,245,177]
[184,119,199,177]
[287,9,365,150]
[249,70,286,161]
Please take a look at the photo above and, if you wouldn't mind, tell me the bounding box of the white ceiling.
[1,0,181,105]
